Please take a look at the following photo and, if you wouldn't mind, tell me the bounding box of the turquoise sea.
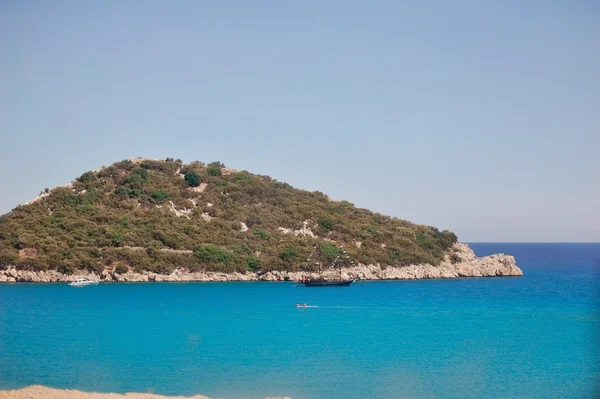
[0,243,598,399]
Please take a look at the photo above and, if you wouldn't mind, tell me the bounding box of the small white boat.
[69,277,99,287]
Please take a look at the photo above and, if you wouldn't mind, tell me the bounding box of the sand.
[0,386,290,399]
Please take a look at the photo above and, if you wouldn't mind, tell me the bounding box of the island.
[0,158,522,283]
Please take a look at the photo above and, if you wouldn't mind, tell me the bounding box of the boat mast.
[303,243,355,280]
[331,244,353,280]
[317,245,323,275]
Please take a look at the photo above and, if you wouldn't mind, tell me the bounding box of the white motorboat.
[69,277,99,286]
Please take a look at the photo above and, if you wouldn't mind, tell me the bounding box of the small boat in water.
[69,277,98,287]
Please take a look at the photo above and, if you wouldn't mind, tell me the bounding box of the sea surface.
[0,243,598,399]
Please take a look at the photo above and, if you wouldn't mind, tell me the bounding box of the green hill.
[0,158,457,274]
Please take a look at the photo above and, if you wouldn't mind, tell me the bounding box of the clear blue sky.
[1,1,598,242]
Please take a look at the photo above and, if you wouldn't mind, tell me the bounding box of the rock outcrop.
[0,243,522,283]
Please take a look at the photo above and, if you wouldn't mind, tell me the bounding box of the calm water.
[0,243,598,399]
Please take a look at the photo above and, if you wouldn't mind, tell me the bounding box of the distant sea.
[0,243,598,399]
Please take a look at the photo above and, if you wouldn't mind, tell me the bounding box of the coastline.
[0,243,522,283]
[0,386,290,399]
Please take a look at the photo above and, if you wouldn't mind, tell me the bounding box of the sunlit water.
[0,243,598,398]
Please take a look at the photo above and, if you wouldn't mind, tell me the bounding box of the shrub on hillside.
[16,256,47,271]
[279,248,297,261]
[184,171,201,187]
[235,171,253,184]
[194,244,232,264]
[245,214,261,228]
[111,233,123,247]
[450,253,462,264]
[126,173,145,189]
[151,190,169,202]
[252,229,270,240]
[207,166,222,177]
[140,160,163,170]
[78,171,96,183]
[0,249,18,266]
[437,230,458,248]
[128,189,142,198]
[132,168,149,179]
[245,256,261,271]
[115,264,128,274]
[58,263,75,275]
[114,186,129,198]
[115,160,134,171]
[318,217,334,231]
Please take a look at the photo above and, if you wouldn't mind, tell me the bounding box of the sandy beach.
[0,386,290,399]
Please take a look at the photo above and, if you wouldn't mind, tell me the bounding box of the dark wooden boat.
[303,278,355,287]
[298,244,356,287]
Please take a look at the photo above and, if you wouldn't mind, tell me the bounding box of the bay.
[0,243,598,398]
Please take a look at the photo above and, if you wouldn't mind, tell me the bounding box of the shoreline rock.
[0,243,522,284]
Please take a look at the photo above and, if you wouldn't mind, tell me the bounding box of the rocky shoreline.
[0,243,522,283]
